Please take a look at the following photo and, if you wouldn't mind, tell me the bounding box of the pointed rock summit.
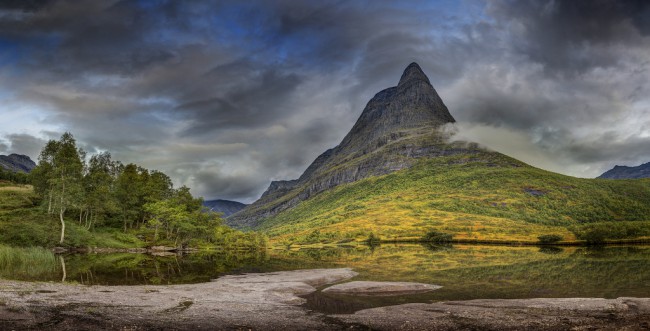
[228,63,472,228]
[338,62,455,155]
[398,62,431,86]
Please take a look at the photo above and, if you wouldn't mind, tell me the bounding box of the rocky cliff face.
[0,154,36,173]
[228,63,475,228]
[598,162,650,179]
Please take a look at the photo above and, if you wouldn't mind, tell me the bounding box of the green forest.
[0,132,266,250]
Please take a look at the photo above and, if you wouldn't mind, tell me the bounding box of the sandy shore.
[2,268,650,330]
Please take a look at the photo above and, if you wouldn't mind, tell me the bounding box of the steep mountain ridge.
[227,62,650,244]
[228,63,476,228]
[0,154,36,173]
[203,199,247,217]
[599,162,650,179]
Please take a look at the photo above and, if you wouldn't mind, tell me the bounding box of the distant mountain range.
[203,199,247,217]
[0,154,36,173]
[599,162,650,179]
[225,62,650,244]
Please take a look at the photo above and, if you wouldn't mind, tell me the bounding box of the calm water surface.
[2,244,650,312]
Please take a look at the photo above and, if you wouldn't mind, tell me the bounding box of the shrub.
[570,221,650,245]
[580,228,608,245]
[366,232,380,245]
[537,234,563,244]
[422,230,453,243]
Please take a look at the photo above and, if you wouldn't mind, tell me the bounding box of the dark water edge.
[2,244,650,314]
[296,244,650,313]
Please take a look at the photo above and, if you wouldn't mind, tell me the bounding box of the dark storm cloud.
[2,0,650,201]
[0,0,53,11]
[487,0,650,75]
[177,62,303,134]
[440,0,650,178]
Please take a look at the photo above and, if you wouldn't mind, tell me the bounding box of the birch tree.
[49,133,85,244]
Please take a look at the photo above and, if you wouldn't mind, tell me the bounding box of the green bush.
[366,232,380,245]
[570,221,650,244]
[537,234,563,244]
[580,228,608,245]
[422,230,453,243]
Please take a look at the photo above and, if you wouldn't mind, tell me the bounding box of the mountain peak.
[0,153,36,173]
[398,62,431,87]
[599,161,650,179]
[337,62,454,151]
[228,62,463,228]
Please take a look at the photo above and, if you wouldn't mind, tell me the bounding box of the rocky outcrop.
[227,63,476,228]
[0,268,358,330]
[598,162,650,179]
[336,297,650,331]
[0,154,36,173]
[2,269,650,330]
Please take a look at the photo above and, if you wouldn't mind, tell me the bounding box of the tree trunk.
[59,175,66,244]
[86,209,92,230]
[59,255,67,282]
[48,190,53,214]
[59,207,66,244]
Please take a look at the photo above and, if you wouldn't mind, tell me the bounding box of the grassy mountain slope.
[259,151,650,244]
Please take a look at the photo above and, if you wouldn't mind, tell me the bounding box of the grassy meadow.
[258,152,650,245]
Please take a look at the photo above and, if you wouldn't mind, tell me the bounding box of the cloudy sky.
[1,0,649,202]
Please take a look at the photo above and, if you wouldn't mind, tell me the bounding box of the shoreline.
[277,238,650,250]
[6,236,645,253]
[2,268,650,330]
[37,239,650,255]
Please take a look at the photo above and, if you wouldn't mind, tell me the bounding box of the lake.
[2,244,650,313]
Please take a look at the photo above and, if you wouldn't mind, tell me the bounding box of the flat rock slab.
[3,269,650,330]
[0,268,358,330]
[322,281,441,296]
[336,297,650,330]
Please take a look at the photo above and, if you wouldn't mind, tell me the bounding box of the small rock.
[149,246,176,252]
[322,281,441,296]
[51,247,68,253]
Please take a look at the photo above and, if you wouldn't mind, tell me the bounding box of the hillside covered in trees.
[0,132,265,250]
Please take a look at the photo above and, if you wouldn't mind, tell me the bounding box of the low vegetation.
[537,234,563,244]
[0,245,58,280]
[570,221,650,244]
[259,152,650,244]
[422,230,453,243]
